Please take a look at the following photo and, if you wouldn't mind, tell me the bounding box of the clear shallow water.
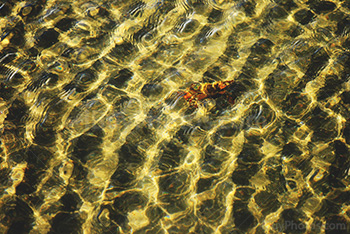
[0,0,350,233]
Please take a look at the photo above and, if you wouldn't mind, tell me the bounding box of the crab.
[182,80,235,108]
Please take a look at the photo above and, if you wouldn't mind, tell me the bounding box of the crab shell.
[183,80,235,107]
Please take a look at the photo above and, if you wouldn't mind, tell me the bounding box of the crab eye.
[191,83,201,91]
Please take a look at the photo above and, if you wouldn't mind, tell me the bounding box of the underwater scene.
[0,0,350,233]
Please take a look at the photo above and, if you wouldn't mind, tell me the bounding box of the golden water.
[0,0,350,233]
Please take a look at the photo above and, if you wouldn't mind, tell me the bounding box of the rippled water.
[0,0,350,233]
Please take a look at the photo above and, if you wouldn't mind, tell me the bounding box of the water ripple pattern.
[0,0,350,233]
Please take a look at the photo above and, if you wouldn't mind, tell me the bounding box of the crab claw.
[183,92,192,100]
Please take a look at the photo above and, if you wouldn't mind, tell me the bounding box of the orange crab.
[182,80,235,107]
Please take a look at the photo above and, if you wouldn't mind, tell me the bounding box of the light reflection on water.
[0,0,350,233]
